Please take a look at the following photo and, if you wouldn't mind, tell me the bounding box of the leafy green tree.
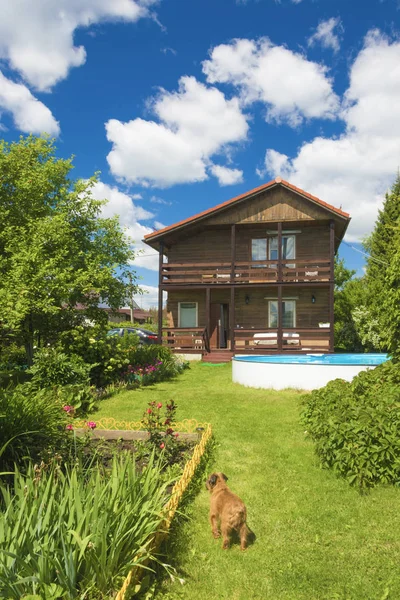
[334,257,365,351]
[0,135,137,365]
[363,174,400,350]
[381,224,400,358]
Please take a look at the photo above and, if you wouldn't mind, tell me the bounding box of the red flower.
[166,428,174,435]
[87,421,96,430]
[66,424,73,431]
[146,408,152,414]
[174,433,179,438]
[159,442,165,449]
[157,402,162,409]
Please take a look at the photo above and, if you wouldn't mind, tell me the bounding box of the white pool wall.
[232,357,375,391]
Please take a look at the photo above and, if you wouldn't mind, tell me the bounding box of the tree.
[0,135,137,364]
[363,173,400,350]
[334,257,365,351]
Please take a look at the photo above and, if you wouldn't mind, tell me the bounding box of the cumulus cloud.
[133,285,167,309]
[106,76,249,187]
[202,38,339,127]
[0,0,158,91]
[210,164,244,185]
[308,17,343,53]
[0,71,60,135]
[259,30,400,241]
[91,180,159,271]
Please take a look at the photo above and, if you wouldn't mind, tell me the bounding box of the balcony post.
[230,286,235,352]
[157,241,164,345]
[329,220,335,352]
[277,222,283,352]
[206,286,211,340]
[230,224,236,283]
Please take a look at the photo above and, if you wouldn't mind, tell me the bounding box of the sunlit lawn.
[96,362,400,600]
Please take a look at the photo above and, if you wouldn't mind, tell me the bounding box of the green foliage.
[333,257,364,352]
[141,400,181,464]
[0,135,137,365]
[301,361,400,489]
[0,453,170,599]
[0,342,27,370]
[56,384,97,418]
[363,174,400,352]
[0,384,67,471]
[28,347,91,388]
[127,345,189,385]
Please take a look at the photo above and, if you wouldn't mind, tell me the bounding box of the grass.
[96,363,400,600]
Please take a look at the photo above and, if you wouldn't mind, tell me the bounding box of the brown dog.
[206,472,250,550]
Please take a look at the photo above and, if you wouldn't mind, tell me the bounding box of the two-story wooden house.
[144,178,350,361]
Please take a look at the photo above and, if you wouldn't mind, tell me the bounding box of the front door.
[210,303,229,349]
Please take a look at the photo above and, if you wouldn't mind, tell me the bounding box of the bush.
[0,453,171,599]
[28,347,91,388]
[0,343,27,371]
[124,345,189,386]
[0,384,67,471]
[301,360,400,489]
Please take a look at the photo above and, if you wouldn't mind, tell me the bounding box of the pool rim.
[232,353,388,367]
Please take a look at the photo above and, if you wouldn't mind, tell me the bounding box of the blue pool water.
[234,353,388,366]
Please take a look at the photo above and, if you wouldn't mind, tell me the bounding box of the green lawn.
[96,363,400,600]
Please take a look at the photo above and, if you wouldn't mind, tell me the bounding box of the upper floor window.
[251,235,296,265]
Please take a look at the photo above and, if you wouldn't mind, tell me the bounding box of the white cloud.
[133,285,167,309]
[210,164,243,185]
[0,0,158,91]
[154,220,166,229]
[106,76,249,187]
[202,38,339,127]
[259,30,400,241]
[150,195,172,205]
[308,18,343,53]
[0,70,60,135]
[91,180,159,271]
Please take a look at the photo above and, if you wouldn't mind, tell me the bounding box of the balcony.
[161,259,331,286]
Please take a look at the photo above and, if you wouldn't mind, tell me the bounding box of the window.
[268,300,296,328]
[251,235,296,266]
[178,302,198,327]
[251,238,267,262]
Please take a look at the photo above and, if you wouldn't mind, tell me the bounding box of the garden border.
[73,419,212,599]
[114,421,212,599]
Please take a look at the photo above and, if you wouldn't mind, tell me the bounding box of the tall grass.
[0,453,170,599]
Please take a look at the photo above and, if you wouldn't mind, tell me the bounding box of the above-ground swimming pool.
[232,353,388,390]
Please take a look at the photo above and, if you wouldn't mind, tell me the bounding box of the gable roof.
[144,177,350,244]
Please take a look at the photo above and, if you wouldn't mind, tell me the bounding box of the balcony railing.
[161,259,331,285]
[234,328,330,353]
[162,328,210,353]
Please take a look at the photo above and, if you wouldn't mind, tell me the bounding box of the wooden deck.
[161,259,331,286]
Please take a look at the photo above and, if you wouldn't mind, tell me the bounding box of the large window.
[178,302,198,327]
[268,300,296,328]
[251,235,296,265]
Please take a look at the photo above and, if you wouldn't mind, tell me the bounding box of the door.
[210,303,229,349]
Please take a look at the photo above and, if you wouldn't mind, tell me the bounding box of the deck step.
[202,351,234,364]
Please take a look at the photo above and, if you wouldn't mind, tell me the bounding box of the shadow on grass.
[135,436,217,598]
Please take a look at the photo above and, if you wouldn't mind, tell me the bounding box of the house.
[74,302,152,325]
[143,177,350,361]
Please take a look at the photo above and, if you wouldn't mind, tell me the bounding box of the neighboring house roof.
[143,177,350,245]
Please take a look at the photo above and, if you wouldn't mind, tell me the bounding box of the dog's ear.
[209,474,217,486]
[221,473,228,482]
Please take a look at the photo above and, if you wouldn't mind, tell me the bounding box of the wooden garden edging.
[73,418,212,599]
[114,421,212,599]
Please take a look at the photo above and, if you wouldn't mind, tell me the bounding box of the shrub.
[301,360,400,489]
[0,384,67,471]
[125,345,189,386]
[28,347,91,388]
[56,384,97,418]
[0,342,27,371]
[0,453,170,599]
[141,400,181,464]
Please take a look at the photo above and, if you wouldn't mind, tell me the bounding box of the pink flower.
[174,433,179,438]
[146,408,152,414]
[157,403,162,409]
[63,405,73,413]
[66,424,73,431]
[159,443,165,449]
[87,421,96,430]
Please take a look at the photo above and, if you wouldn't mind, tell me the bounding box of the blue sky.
[1,0,399,307]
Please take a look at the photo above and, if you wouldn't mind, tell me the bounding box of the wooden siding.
[166,225,330,266]
[206,187,332,225]
[167,287,329,329]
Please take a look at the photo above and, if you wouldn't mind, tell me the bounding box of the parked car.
[106,327,158,345]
